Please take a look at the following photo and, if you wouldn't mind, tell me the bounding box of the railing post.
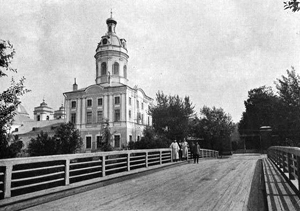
[296,155,300,190]
[279,151,284,170]
[283,152,288,173]
[102,155,106,177]
[4,164,12,198]
[65,159,70,186]
[288,153,295,180]
[160,151,162,165]
[127,152,131,171]
[145,152,148,167]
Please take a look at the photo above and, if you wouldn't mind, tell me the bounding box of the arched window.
[123,65,127,78]
[113,62,119,75]
[101,62,107,75]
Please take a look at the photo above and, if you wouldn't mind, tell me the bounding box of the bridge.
[1,147,300,210]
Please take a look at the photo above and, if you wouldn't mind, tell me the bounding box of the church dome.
[16,104,29,116]
[96,14,127,51]
[106,17,117,25]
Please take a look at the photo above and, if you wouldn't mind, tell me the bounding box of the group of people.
[169,139,201,163]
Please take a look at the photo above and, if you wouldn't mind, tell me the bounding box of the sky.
[1,0,300,123]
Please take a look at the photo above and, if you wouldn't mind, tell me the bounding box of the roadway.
[22,154,266,211]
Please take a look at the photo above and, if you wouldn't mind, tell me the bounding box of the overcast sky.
[1,0,300,123]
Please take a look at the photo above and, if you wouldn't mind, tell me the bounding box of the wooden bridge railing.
[0,149,172,201]
[267,146,300,192]
[0,147,218,202]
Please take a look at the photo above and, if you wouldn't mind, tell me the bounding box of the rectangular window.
[129,97,132,105]
[98,98,103,106]
[86,137,92,149]
[142,103,144,110]
[87,99,92,107]
[142,114,144,124]
[137,112,141,123]
[129,135,132,142]
[71,113,76,124]
[115,109,120,122]
[137,100,139,109]
[97,111,103,123]
[148,116,150,125]
[71,101,76,109]
[129,110,131,119]
[97,136,102,148]
[115,96,120,105]
[87,111,92,124]
[114,135,120,148]
[137,136,140,142]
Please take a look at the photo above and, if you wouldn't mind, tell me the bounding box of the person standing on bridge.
[181,138,188,161]
[170,140,180,162]
[192,142,201,164]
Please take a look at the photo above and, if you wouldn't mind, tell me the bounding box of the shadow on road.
[247,159,268,211]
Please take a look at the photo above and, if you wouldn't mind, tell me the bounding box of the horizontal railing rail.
[267,146,300,193]
[0,147,218,202]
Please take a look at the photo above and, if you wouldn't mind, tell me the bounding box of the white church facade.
[63,16,153,152]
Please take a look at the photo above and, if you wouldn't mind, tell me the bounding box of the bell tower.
[95,13,129,86]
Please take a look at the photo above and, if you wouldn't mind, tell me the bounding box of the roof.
[13,119,66,135]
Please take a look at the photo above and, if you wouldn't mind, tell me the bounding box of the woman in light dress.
[170,140,180,162]
[181,139,189,160]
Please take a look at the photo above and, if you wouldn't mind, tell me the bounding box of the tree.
[27,131,57,156]
[239,86,281,135]
[98,119,113,151]
[275,67,300,143]
[128,126,171,149]
[198,106,235,152]
[284,0,300,12]
[53,122,82,154]
[150,91,195,141]
[0,40,28,159]
[28,122,82,156]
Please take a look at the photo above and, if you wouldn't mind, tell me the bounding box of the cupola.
[94,13,129,86]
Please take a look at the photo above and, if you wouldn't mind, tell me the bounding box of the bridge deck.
[22,154,265,211]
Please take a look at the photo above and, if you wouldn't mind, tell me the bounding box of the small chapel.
[63,15,153,152]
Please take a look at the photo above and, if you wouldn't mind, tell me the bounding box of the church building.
[63,15,153,152]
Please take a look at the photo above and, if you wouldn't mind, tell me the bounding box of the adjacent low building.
[12,101,66,151]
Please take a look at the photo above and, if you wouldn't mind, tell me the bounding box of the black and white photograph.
[1,0,300,210]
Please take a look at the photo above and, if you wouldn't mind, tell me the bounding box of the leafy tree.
[239,86,282,135]
[98,119,113,151]
[150,91,194,141]
[0,40,28,159]
[27,122,82,156]
[197,106,235,152]
[128,126,171,149]
[275,67,300,143]
[284,0,300,12]
[27,131,57,156]
[53,122,82,154]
